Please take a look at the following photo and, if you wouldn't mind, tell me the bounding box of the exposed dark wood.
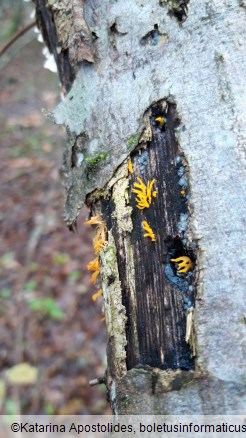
[34,0,74,91]
[102,102,196,372]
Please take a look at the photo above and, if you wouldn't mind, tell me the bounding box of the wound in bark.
[140,24,168,46]
[160,0,190,22]
[102,100,196,372]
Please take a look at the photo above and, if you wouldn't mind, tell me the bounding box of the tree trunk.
[34,0,246,414]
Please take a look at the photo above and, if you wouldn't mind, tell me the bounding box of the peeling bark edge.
[33,0,94,91]
[34,0,74,90]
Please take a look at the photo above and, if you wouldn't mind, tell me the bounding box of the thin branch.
[0,20,36,58]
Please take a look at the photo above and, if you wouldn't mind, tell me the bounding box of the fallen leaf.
[58,398,84,415]
[6,363,38,385]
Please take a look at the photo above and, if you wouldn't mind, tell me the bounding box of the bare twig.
[0,20,36,58]
[89,376,106,386]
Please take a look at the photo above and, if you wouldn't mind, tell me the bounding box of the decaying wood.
[97,101,197,374]
[84,101,200,413]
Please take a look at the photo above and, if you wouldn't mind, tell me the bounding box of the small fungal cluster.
[142,220,156,242]
[170,256,193,274]
[155,116,165,126]
[129,154,194,275]
[129,159,157,243]
[84,215,107,301]
[132,177,157,210]
[127,159,133,174]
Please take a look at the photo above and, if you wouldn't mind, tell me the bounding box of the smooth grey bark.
[34,0,246,414]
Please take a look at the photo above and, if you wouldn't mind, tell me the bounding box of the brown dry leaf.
[6,112,44,128]
[58,398,84,415]
[84,215,101,225]
[7,157,34,169]
[42,142,52,153]
[7,158,50,170]
[41,91,57,107]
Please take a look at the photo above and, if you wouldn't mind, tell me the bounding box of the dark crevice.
[160,0,190,22]
[109,22,128,36]
[91,31,98,40]
[140,25,167,46]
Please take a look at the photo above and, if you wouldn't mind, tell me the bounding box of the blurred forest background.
[0,0,107,415]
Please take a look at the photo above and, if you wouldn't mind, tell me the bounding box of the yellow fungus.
[85,215,106,254]
[84,215,102,225]
[85,215,107,303]
[146,179,157,204]
[90,270,100,284]
[92,289,103,302]
[87,257,100,284]
[87,257,100,272]
[128,159,133,174]
[93,238,105,255]
[155,116,165,126]
[93,222,106,253]
[85,216,107,289]
[170,256,194,273]
[132,177,157,210]
[142,220,156,242]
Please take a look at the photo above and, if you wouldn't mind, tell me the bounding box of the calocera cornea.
[87,257,100,284]
[84,215,107,301]
[92,289,103,302]
[155,116,165,126]
[171,256,194,273]
[132,177,157,209]
[142,220,156,242]
[128,158,133,174]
